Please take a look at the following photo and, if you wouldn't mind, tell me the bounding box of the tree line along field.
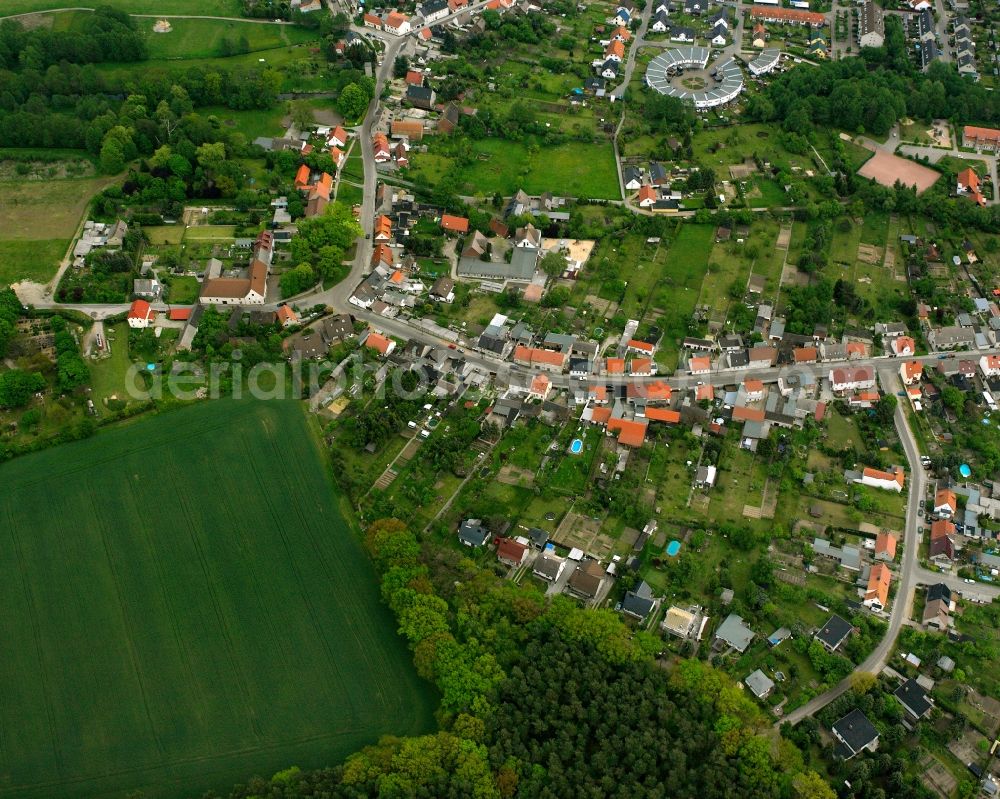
[0,400,435,799]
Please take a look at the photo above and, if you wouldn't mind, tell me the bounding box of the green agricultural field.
[410,137,620,200]
[142,18,318,60]
[0,400,435,799]
[0,0,240,15]
[0,239,68,286]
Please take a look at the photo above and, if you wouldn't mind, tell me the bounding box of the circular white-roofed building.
[645,47,744,109]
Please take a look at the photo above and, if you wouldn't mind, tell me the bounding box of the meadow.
[0,400,435,799]
[410,137,620,200]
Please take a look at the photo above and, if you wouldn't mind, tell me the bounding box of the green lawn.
[410,137,620,200]
[1,0,240,15]
[142,18,318,60]
[0,400,435,799]
[202,105,288,142]
[0,239,67,287]
[165,275,199,303]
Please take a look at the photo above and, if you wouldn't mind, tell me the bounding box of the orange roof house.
[957,168,986,206]
[874,532,897,561]
[628,338,654,353]
[605,357,625,374]
[330,125,348,146]
[689,356,711,373]
[864,562,891,609]
[846,341,867,359]
[374,214,393,240]
[405,69,424,86]
[371,243,394,268]
[605,40,625,59]
[589,406,613,425]
[168,307,191,321]
[732,406,766,423]
[646,407,681,424]
[901,360,922,384]
[127,299,154,327]
[891,336,916,356]
[276,305,299,327]
[630,357,652,375]
[934,488,957,515]
[329,146,345,167]
[440,214,470,234]
[794,346,818,363]
[512,345,567,369]
[363,12,382,27]
[861,466,905,492]
[642,381,672,402]
[696,383,714,401]
[637,185,656,206]
[365,331,395,356]
[608,418,648,448]
[611,26,631,41]
[294,164,311,188]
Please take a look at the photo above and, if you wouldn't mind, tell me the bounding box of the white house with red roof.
[857,465,905,493]
[900,360,922,385]
[980,354,1000,378]
[829,365,875,394]
[495,537,529,567]
[891,336,915,357]
[127,299,156,329]
[328,125,348,148]
[383,11,411,35]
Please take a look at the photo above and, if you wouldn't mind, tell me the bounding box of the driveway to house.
[780,367,926,727]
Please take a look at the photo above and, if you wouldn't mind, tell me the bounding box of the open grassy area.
[0,175,117,242]
[0,399,435,799]
[141,18,317,60]
[409,137,620,200]
[0,239,68,286]
[1,0,240,15]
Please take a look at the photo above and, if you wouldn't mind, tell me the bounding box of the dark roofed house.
[406,84,436,110]
[831,709,879,760]
[458,518,489,547]
[926,583,952,603]
[622,580,658,621]
[566,560,607,600]
[815,614,853,652]
[894,678,933,720]
[532,552,565,581]
[527,527,549,549]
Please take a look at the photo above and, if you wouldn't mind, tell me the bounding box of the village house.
[856,466,905,493]
[863,562,891,611]
[832,709,879,760]
[127,299,156,329]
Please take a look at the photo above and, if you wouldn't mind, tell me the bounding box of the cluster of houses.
[647,1,731,47]
[363,9,413,36]
[73,219,129,267]
[592,0,638,82]
[625,162,681,212]
[952,15,978,78]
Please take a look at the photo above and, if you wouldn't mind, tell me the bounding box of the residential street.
[780,366,926,726]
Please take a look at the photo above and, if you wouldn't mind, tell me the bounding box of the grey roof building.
[458,519,490,547]
[622,580,658,620]
[715,613,754,652]
[745,669,774,699]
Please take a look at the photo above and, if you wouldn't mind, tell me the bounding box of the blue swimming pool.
[960,463,972,478]
[570,438,583,454]
[666,540,681,557]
